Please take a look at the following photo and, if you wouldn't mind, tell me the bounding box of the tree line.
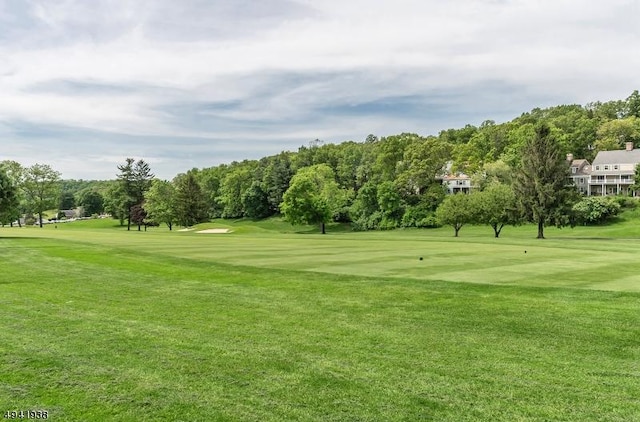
[1,91,639,237]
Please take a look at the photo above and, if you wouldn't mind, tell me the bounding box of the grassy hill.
[1,217,639,420]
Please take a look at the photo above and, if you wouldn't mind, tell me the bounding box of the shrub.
[378,217,399,230]
[613,195,638,209]
[401,204,431,228]
[420,215,442,228]
[572,196,621,225]
[332,205,352,223]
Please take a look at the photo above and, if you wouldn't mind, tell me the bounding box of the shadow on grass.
[0,236,46,241]
[293,223,354,235]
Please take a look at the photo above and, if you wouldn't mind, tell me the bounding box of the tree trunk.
[38,213,43,228]
[537,219,545,239]
[493,223,504,238]
[454,225,460,237]
[321,222,326,234]
[168,222,172,231]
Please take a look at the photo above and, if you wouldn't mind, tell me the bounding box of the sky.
[0,0,638,180]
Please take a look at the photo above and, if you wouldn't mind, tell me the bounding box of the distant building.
[60,209,77,219]
[437,162,473,194]
[441,173,473,194]
[567,154,591,195]
[588,142,640,196]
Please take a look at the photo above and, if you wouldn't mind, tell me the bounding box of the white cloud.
[0,0,637,178]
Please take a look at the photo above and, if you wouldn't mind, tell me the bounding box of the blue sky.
[0,0,638,179]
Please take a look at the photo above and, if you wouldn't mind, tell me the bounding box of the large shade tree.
[513,124,577,239]
[281,164,345,234]
[77,189,104,216]
[475,182,519,238]
[435,193,476,237]
[0,161,25,226]
[21,164,61,227]
[144,179,177,230]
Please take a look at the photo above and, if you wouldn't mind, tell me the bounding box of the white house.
[588,142,640,196]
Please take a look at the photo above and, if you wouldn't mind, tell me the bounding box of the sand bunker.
[196,228,232,234]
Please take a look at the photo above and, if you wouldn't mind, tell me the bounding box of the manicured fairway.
[1,221,640,420]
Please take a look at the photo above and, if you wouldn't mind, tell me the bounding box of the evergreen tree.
[174,173,208,227]
[117,158,154,230]
[513,124,577,239]
[117,158,136,230]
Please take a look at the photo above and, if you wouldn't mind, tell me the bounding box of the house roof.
[592,149,640,166]
[60,209,76,218]
[441,174,471,181]
[570,159,591,176]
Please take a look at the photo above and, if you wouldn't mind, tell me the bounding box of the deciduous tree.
[130,203,147,231]
[281,164,345,234]
[475,182,519,238]
[0,168,19,226]
[77,190,104,216]
[435,193,476,237]
[144,180,177,230]
[242,181,271,219]
[21,164,61,227]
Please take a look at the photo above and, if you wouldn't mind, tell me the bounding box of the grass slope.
[1,220,640,420]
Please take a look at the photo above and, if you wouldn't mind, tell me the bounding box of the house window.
[595,165,600,170]
[614,165,619,170]
[579,178,584,184]
[622,175,629,180]
[572,167,577,174]
[604,165,609,170]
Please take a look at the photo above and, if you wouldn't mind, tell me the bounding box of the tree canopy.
[6,91,640,235]
[21,164,62,228]
[281,164,346,234]
[0,168,19,226]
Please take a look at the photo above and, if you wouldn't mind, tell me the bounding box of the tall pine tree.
[174,172,208,227]
[117,158,154,231]
[514,124,577,239]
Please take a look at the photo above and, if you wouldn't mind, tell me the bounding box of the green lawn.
[1,219,640,420]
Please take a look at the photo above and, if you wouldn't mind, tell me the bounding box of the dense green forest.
[2,91,640,234]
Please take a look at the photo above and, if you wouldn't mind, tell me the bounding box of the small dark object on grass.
[419,257,423,260]
[524,250,527,253]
